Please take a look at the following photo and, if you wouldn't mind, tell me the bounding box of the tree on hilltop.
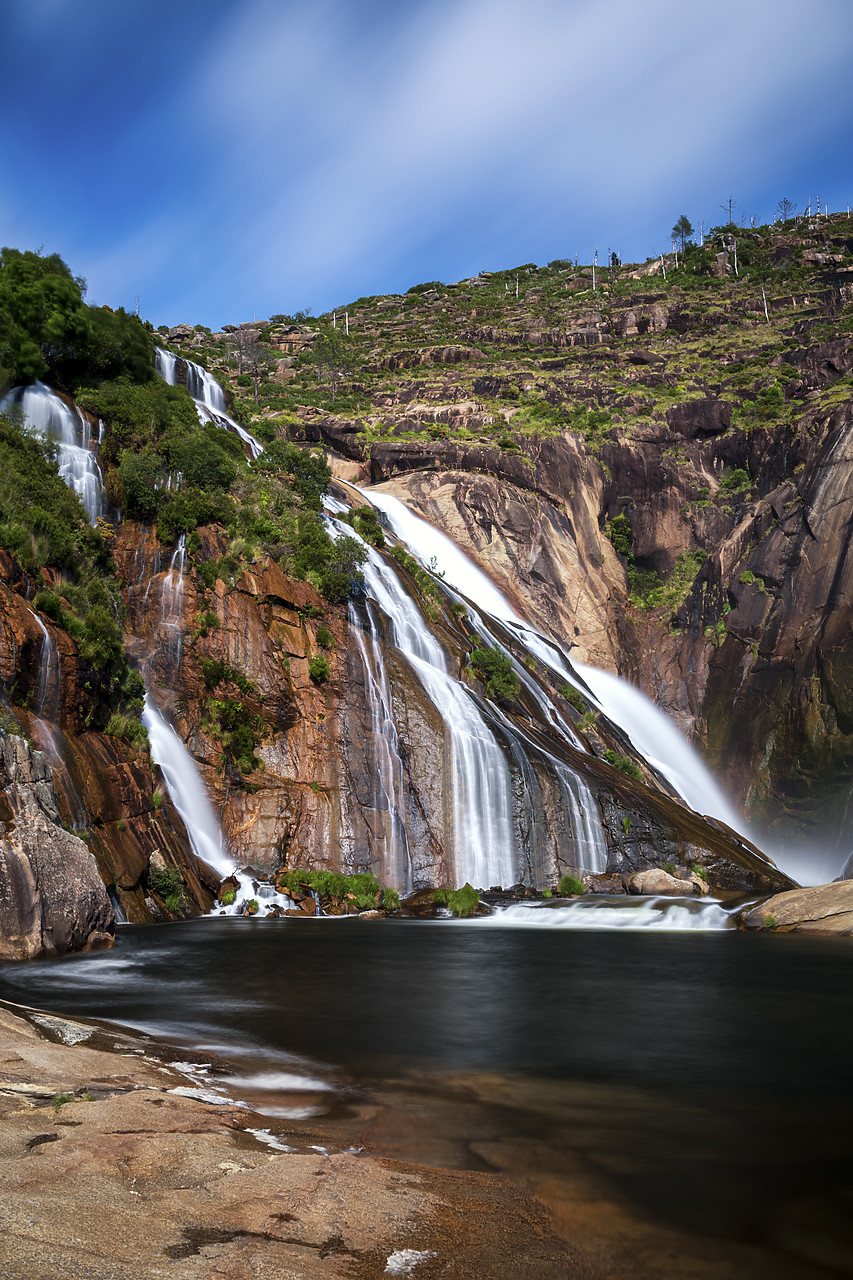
[671,215,694,253]
[314,329,355,403]
[776,197,796,229]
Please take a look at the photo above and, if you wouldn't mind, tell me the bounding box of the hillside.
[159,213,853,859]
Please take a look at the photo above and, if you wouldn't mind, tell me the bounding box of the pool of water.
[2,917,851,1276]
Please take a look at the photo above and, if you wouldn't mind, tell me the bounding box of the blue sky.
[3,0,852,328]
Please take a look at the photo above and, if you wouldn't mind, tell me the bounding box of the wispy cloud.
[6,0,852,324]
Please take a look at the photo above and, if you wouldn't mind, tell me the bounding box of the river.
[2,917,851,1277]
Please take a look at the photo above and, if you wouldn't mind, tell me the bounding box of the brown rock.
[0,729,114,960]
[743,881,853,933]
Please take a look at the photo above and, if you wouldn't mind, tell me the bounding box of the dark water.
[2,918,852,1275]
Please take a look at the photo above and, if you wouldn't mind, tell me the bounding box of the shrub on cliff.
[469,644,520,707]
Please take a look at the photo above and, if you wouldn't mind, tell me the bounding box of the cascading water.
[347,599,412,892]
[355,539,517,890]
[30,614,58,718]
[330,495,609,887]
[1,383,105,524]
[142,694,230,877]
[155,347,263,458]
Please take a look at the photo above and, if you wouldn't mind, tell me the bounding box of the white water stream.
[2,382,104,524]
[155,347,263,457]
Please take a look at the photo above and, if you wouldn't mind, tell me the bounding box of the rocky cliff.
[0,726,113,959]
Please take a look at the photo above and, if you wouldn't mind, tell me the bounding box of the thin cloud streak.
[17,0,850,324]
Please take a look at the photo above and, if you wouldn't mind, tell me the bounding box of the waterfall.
[155,347,263,458]
[159,533,187,666]
[348,598,412,891]
[1,383,104,524]
[332,499,608,886]
[142,694,232,878]
[358,545,517,890]
[573,663,742,828]
[30,613,58,718]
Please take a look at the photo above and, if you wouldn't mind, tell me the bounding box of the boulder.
[630,868,700,896]
[666,399,732,438]
[742,881,853,934]
[0,728,114,959]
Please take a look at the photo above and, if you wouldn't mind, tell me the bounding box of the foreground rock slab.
[742,880,853,933]
[0,1003,584,1279]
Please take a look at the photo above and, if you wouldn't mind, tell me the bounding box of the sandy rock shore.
[0,1002,582,1280]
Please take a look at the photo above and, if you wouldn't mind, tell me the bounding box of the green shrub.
[245,899,259,916]
[381,887,400,912]
[558,684,587,712]
[316,623,335,649]
[433,884,480,917]
[148,866,184,900]
[558,873,585,897]
[603,749,642,780]
[763,913,778,930]
[220,889,236,906]
[605,514,633,557]
[469,645,520,706]
[309,654,331,684]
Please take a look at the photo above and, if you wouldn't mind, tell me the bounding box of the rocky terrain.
[0,1001,583,1279]
[4,217,853,953]
[164,214,853,858]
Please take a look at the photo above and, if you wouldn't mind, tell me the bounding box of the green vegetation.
[148,865,185,914]
[220,889,236,906]
[605,514,633,558]
[433,884,480,917]
[603,749,643,780]
[469,644,520,706]
[309,654,331,684]
[628,551,706,613]
[0,408,146,744]
[274,867,384,913]
[343,505,386,547]
[763,913,778,930]
[245,899,260,916]
[0,247,154,390]
[316,623,335,649]
[558,684,587,712]
[52,1093,73,1111]
[558,873,585,896]
[381,887,401,912]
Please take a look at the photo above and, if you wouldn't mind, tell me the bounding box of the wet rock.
[0,728,114,959]
[742,881,853,933]
[585,872,630,895]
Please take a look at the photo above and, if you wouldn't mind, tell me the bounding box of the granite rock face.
[0,728,114,959]
[742,880,853,933]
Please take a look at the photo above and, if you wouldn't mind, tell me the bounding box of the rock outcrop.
[742,880,853,933]
[0,1003,583,1279]
[0,728,114,959]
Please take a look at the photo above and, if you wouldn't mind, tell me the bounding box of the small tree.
[671,215,694,252]
[243,337,275,405]
[776,197,796,229]
[314,329,355,403]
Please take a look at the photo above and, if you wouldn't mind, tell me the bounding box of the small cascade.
[159,533,187,665]
[30,613,59,719]
[478,896,740,930]
[2,383,105,524]
[142,693,232,878]
[348,597,412,891]
[155,347,263,458]
[30,718,89,829]
[355,540,517,890]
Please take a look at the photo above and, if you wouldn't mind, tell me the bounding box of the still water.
[2,918,852,1277]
